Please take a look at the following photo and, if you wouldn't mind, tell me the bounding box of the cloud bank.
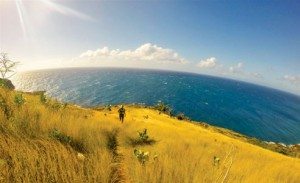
[196,57,217,69]
[251,72,264,79]
[78,43,188,64]
[282,75,300,85]
[229,62,243,73]
[71,45,300,94]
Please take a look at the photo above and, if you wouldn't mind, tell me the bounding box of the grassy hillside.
[0,87,300,183]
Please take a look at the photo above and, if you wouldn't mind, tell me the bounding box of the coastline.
[91,103,300,158]
[22,89,300,158]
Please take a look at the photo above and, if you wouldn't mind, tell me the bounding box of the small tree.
[0,53,18,79]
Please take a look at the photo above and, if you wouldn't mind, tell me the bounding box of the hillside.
[0,87,300,183]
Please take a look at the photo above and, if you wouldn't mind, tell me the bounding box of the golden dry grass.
[0,88,299,183]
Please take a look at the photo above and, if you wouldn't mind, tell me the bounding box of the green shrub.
[105,129,119,154]
[138,129,149,142]
[14,94,25,107]
[62,103,68,109]
[50,102,62,111]
[49,102,67,111]
[105,104,112,111]
[70,138,87,153]
[0,94,12,119]
[49,128,87,153]
[128,128,156,147]
[40,92,47,104]
[49,128,72,144]
[154,101,172,115]
[134,149,149,165]
[176,113,190,121]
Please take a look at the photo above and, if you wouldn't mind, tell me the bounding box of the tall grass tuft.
[105,129,119,154]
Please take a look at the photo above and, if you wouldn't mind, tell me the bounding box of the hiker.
[118,105,126,123]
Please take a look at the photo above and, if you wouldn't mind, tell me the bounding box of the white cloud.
[196,57,217,69]
[251,72,264,79]
[77,43,187,64]
[227,63,265,80]
[229,62,243,73]
[79,47,112,58]
[282,75,300,85]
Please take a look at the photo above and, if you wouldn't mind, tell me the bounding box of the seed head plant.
[134,149,149,165]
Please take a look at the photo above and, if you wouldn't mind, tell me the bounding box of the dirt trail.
[106,129,129,183]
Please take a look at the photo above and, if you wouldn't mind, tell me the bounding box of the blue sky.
[0,0,300,94]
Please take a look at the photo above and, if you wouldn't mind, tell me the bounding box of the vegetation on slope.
[0,87,300,183]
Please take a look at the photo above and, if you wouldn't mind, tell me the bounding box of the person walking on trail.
[118,105,126,123]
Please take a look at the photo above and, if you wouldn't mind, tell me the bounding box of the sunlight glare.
[15,0,27,38]
[39,0,94,21]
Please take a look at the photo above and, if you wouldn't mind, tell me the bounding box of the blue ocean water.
[12,68,300,144]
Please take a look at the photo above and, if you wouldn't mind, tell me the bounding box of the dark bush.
[0,79,15,90]
[138,129,149,142]
[49,128,72,144]
[14,94,25,107]
[70,139,87,153]
[105,129,119,154]
[176,113,190,121]
[128,128,156,147]
[0,94,13,119]
[49,102,67,111]
[49,128,87,153]
[40,92,47,104]
[154,101,172,115]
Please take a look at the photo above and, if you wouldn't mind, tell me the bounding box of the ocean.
[12,68,300,144]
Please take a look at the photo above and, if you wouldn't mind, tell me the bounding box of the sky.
[0,0,300,95]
